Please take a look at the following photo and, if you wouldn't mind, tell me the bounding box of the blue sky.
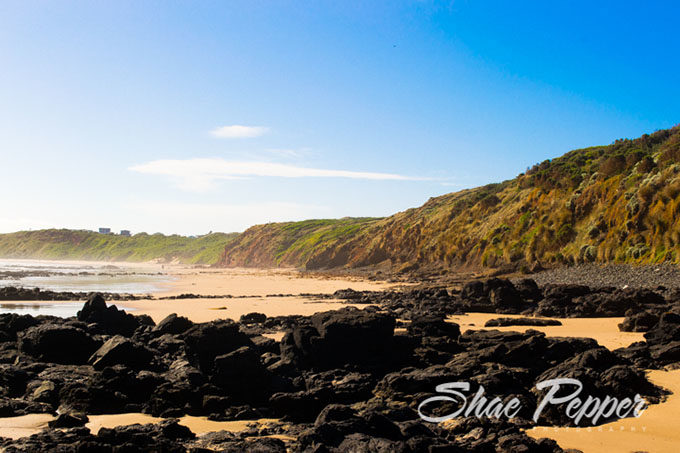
[1,1,678,235]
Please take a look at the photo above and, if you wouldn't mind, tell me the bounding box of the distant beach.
[0,258,171,294]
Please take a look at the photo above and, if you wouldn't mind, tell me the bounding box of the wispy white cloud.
[264,148,305,158]
[210,125,269,138]
[129,158,427,192]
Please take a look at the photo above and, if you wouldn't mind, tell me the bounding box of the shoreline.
[153,266,397,298]
[0,262,678,452]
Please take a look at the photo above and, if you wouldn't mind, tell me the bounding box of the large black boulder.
[280,308,396,369]
[644,311,680,344]
[310,308,395,342]
[88,336,155,370]
[407,314,460,338]
[460,278,526,313]
[77,294,140,337]
[48,412,89,428]
[211,346,270,401]
[618,310,659,332]
[0,313,39,342]
[182,320,252,373]
[0,364,29,397]
[514,278,543,302]
[240,312,267,324]
[153,313,193,335]
[18,324,100,365]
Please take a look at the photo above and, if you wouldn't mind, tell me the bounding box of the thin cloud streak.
[210,125,269,138]
[129,158,428,192]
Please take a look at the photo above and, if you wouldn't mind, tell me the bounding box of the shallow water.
[0,259,171,294]
[0,302,134,318]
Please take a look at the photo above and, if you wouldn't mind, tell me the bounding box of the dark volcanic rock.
[270,370,376,422]
[0,313,39,342]
[485,317,562,327]
[310,308,395,341]
[650,341,680,362]
[0,283,669,452]
[280,308,396,370]
[536,285,667,318]
[618,310,660,332]
[18,324,100,364]
[88,336,155,370]
[643,311,680,345]
[153,313,193,335]
[77,294,141,336]
[1,419,194,452]
[460,278,534,313]
[211,346,270,403]
[48,411,89,428]
[240,312,267,324]
[513,278,543,302]
[0,364,29,397]
[534,347,662,425]
[407,314,460,338]
[182,319,252,373]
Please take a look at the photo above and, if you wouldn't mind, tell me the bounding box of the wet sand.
[131,266,394,322]
[0,266,394,323]
[0,294,364,324]
[0,414,53,440]
[121,295,367,323]
[447,313,645,350]
[156,266,394,298]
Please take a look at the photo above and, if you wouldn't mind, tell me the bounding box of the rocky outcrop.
[77,294,145,336]
[182,320,252,373]
[18,324,99,365]
[153,313,193,335]
[279,308,396,370]
[88,336,155,371]
[0,284,677,452]
[485,317,562,327]
[216,127,680,273]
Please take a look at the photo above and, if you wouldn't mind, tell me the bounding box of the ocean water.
[0,302,137,318]
[0,259,170,294]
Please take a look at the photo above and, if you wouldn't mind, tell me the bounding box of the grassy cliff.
[4,126,679,271]
[0,229,238,264]
[217,125,680,271]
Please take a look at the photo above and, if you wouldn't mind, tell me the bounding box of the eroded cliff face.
[217,126,680,272]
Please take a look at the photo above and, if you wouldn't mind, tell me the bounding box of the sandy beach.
[0,264,396,322]
[447,312,646,351]
[122,266,397,323]
[156,266,395,298]
[0,264,677,453]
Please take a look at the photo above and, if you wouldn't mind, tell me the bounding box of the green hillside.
[0,229,238,264]
[217,125,680,272]
[4,125,679,272]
